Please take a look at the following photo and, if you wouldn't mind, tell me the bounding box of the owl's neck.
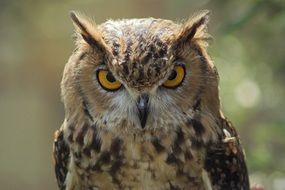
[63,101,222,151]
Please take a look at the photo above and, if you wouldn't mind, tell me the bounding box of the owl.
[53,10,250,190]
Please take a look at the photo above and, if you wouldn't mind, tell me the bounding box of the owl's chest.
[71,129,208,190]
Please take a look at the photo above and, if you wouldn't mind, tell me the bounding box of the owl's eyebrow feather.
[70,11,108,54]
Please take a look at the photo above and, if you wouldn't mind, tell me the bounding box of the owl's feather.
[53,129,69,190]
[205,117,250,189]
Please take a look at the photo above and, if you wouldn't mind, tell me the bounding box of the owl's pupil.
[106,72,116,82]
[168,70,177,80]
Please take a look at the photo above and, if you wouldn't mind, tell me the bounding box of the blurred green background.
[0,0,284,189]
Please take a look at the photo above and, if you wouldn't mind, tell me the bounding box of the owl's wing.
[53,128,70,190]
[204,118,250,190]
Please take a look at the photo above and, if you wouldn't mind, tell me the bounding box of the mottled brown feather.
[205,117,250,190]
[53,129,70,190]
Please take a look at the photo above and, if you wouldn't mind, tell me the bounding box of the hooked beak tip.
[136,94,149,129]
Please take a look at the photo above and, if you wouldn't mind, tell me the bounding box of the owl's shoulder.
[204,117,250,189]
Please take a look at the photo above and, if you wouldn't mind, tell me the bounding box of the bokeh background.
[0,0,284,189]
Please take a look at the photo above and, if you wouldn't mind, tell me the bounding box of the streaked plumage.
[53,10,250,190]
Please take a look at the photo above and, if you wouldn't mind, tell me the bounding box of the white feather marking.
[202,169,213,190]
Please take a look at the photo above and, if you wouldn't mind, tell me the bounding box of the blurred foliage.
[0,0,284,189]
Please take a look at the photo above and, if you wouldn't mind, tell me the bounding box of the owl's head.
[62,11,220,134]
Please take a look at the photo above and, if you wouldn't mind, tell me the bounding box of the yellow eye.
[163,65,185,88]
[97,70,122,91]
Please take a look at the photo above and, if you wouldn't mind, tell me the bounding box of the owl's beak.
[136,94,149,129]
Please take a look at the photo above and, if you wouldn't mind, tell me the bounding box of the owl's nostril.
[137,94,149,108]
[136,94,149,129]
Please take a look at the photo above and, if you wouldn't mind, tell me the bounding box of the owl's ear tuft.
[171,10,211,50]
[70,11,108,53]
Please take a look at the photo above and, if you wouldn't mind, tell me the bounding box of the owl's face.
[62,12,220,134]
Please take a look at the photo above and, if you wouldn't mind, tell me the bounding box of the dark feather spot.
[110,138,122,156]
[92,151,111,171]
[100,151,111,164]
[90,125,101,152]
[109,160,123,174]
[138,67,144,81]
[169,181,180,190]
[184,150,193,160]
[151,137,165,153]
[154,65,161,75]
[79,52,87,60]
[83,148,91,157]
[75,123,89,146]
[82,35,105,52]
[74,152,82,159]
[141,52,152,65]
[157,47,166,58]
[191,138,204,149]
[67,134,73,143]
[92,163,102,172]
[187,118,205,136]
[172,129,184,154]
[193,45,208,76]
[193,98,201,111]
[112,41,120,56]
[74,160,81,168]
[82,100,94,121]
[176,128,185,144]
[123,64,129,75]
[166,154,180,164]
